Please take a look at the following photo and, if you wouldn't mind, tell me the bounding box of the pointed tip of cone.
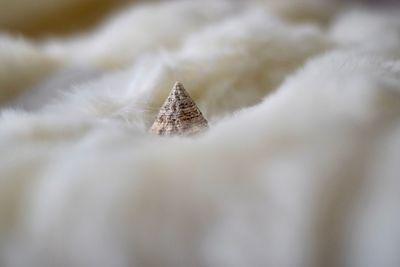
[149,82,208,136]
[174,81,184,88]
[171,81,188,97]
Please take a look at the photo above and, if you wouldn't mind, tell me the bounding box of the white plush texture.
[0,36,59,105]
[1,1,400,267]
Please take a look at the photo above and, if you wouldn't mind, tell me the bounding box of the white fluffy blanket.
[1,0,400,266]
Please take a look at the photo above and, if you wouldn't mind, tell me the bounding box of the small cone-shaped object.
[149,82,208,136]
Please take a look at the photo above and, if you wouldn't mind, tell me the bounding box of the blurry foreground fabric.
[1,0,400,266]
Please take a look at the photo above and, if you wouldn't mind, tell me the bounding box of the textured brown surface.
[149,82,208,136]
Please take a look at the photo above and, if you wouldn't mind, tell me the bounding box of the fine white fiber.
[1,0,400,267]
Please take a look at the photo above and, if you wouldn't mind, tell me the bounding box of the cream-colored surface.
[1,1,400,267]
[0,36,59,104]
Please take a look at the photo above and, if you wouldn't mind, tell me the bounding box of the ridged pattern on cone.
[149,82,208,136]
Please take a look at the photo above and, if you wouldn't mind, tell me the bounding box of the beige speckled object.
[149,82,208,136]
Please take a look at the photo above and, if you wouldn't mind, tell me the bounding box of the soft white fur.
[1,1,400,267]
[0,36,59,104]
